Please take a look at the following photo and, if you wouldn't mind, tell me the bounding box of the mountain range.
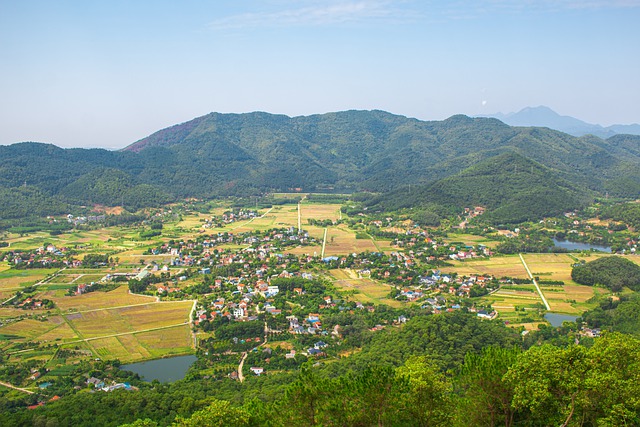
[1,110,639,225]
[480,106,640,138]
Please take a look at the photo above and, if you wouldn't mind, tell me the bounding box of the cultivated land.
[0,201,629,373]
[330,269,402,308]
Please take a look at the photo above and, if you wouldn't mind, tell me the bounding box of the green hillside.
[368,152,588,224]
[1,110,639,221]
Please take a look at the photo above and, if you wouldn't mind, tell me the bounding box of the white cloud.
[209,1,416,30]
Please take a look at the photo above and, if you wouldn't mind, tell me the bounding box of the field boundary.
[519,253,551,310]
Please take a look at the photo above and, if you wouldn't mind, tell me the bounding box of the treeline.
[571,256,640,292]
[599,202,640,229]
[117,333,640,427]
[366,152,587,225]
[580,294,640,335]
[4,312,640,426]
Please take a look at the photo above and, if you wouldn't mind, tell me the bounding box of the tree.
[504,334,640,426]
[172,399,249,427]
[396,356,452,426]
[457,346,521,427]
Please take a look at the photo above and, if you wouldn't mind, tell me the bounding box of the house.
[477,310,497,320]
[314,341,327,349]
[250,367,264,375]
[285,350,296,359]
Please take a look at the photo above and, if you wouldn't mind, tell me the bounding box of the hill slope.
[1,110,639,221]
[367,152,587,224]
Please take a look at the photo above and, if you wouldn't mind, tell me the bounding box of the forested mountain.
[1,110,639,221]
[367,152,588,224]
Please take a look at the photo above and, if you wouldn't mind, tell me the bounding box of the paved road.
[519,253,551,310]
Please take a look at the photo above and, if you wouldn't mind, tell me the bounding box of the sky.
[1,0,639,149]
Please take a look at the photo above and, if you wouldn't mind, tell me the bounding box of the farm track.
[0,380,34,395]
[519,253,551,310]
[230,207,274,231]
[1,268,66,306]
[238,322,268,383]
[321,228,328,258]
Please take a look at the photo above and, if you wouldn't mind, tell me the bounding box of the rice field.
[88,324,192,362]
[66,301,192,338]
[331,270,402,308]
[323,226,379,256]
[0,269,58,290]
[440,255,528,278]
[300,203,342,222]
[51,285,156,312]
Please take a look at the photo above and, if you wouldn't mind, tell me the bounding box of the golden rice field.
[331,270,401,308]
[89,325,193,362]
[66,300,192,338]
[0,317,61,341]
[440,255,529,278]
[446,233,501,249]
[300,203,342,222]
[323,226,378,256]
[50,285,156,312]
[0,268,57,290]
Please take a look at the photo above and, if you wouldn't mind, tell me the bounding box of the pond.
[552,238,611,253]
[120,354,197,383]
[545,313,578,327]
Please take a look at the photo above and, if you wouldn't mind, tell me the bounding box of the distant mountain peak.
[479,106,640,138]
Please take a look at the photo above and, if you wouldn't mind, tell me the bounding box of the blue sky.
[1,0,639,149]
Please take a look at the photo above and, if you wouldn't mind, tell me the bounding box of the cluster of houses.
[202,210,258,228]
[86,377,137,392]
[146,228,316,269]
[3,245,81,268]
[66,213,106,225]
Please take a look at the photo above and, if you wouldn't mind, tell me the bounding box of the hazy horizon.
[1,1,639,149]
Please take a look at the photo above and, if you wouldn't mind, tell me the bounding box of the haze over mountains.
[480,106,640,138]
[1,110,640,224]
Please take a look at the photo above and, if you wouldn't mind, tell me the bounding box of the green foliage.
[3,111,640,220]
[82,253,110,267]
[457,346,521,427]
[581,294,640,335]
[370,152,588,225]
[571,256,640,292]
[505,333,640,426]
[172,399,250,427]
[600,202,640,229]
